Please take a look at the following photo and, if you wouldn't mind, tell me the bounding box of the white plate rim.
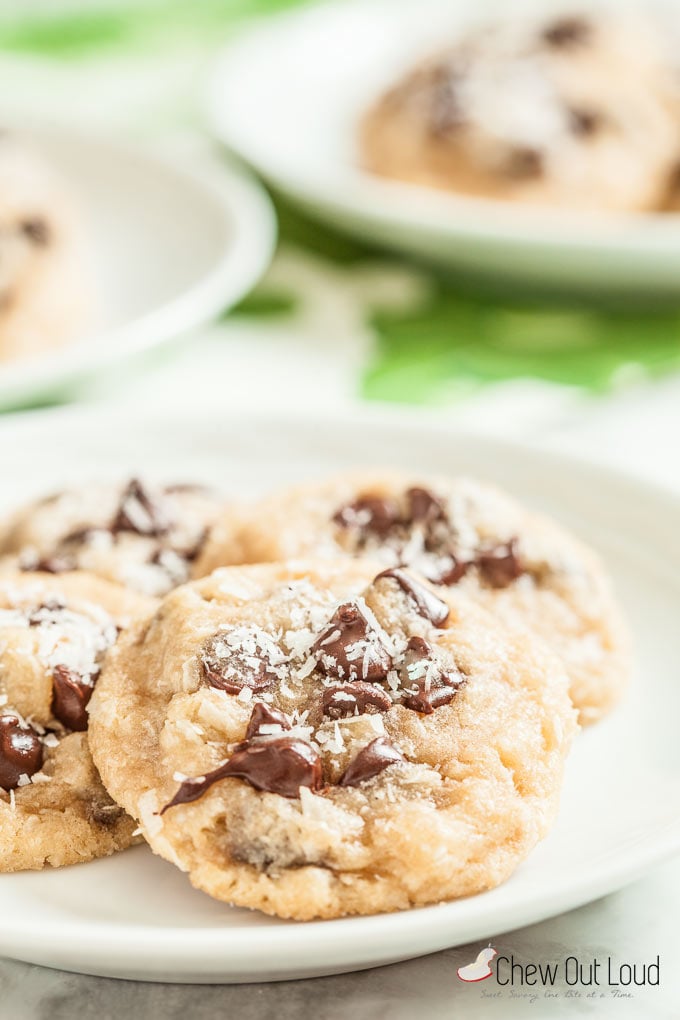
[0,120,277,405]
[205,0,680,262]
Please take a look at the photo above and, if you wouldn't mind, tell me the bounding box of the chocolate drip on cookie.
[0,714,43,790]
[162,737,323,811]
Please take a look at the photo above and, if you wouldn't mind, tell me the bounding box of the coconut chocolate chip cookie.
[0,478,222,598]
[360,11,680,212]
[197,473,629,725]
[88,560,576,920]
[0,132,92,362]
[0,572,154,872]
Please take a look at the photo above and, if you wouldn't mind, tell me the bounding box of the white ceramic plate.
[207,0,680,294]
[0,122,275,408]
[0,405,678,983]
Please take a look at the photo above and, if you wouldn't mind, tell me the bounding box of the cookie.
[197,473,628,724]
[0,132,92,362]
[0,478,222,597]
[0,572,154,872]
[360,12,680,211]
[88,560,576,920]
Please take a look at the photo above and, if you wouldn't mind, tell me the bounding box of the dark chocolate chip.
[162,737,323,811]
[478,539,524,588]
[30,556,74,575]
[542,16,591,48]
[406,487,446,524]
[51,665,94,731]
[375,567,450,628]
[0,714,43,791]
[312,602,393,682]
[399,636,463,714]
[111,479,169,537]
[322,681,392,720]
[201,632,281,696]
[339,737,404,788]
[245,702,291,740]
[333,496,401,539]
[26,600,66,626]
[429,555,471,586]
[505,147,544,180]
[568,106,605,138]
[20,217,50,246]
[89,802,125,826]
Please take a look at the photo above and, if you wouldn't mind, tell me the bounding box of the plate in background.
[0,404,678,982]
[208,0,680,295]
[0,121,276,408]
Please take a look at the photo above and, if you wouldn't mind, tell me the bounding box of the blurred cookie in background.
[361,10,680,212]
[0,131,93,363]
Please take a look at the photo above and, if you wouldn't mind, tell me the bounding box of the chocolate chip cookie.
[0,478,222,597]
[0,132,92,362]
[88,561,576,920]
[360,12,680,211]
[0,572,154,871]
[197,473,629,725]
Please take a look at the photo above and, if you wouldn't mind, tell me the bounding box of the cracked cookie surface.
[88,560,576,920]
[0,572,154,872]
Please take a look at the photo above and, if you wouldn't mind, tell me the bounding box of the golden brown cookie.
[0,572,154,872]
[197,472,629,725]
[89,560,576,920]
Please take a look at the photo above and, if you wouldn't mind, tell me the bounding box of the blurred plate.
[208,0,680,294]
[0,404,679,982]
[0,122,276,408]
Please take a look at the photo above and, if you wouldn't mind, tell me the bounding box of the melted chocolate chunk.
[312,602,392,682]
[429,555,471,586]
[375,568,450,628]
[0,714,43,790]
[162,737,323,811]
[333,495,400,539]
[29,556,74,575]
[406,486,446,524]
[245,702,291,740]
[51,665,95,731]
[322,681,392,720]
[568,106,605,138]
[26,600,66,626]
[542,16,591,48]
[399,636,463,714]
[339,737,404,788]
[20,217,50,246]
[201,632,281,696]
[111,479,169,537]
[505,147,544,180]
[477,539,524,588]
